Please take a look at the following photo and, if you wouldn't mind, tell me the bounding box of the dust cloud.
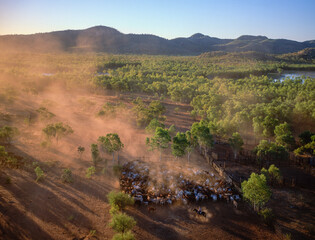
[0,53,219,194]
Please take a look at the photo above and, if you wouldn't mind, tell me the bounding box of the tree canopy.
[145,118,165,133]
[185,130,197,162]
[146,127,171,161]
[0,126,19,144]
[42,122,73,143]
[274,122,295,150]
[172,132,189,158]
[228,132,244,159]
[241,173,271,211]
[91,143,100,167]
[98,133,124,162]
[261,164,282,185]
[109,213,136,235]
[254,140,289,161]
[107,191,134,211]
[191,121,213,155]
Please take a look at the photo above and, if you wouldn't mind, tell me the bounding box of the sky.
[0,0,314,41]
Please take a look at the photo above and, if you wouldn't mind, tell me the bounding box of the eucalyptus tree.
[77,146,85,159]
[91,143,100,167]
[146,127,171,161]
[274,122,295,150]
[0,126,19,144]
[171,132,189,158]
[98,133,124,164]
[228,132,244,159]
[42,122,73,143]
[191,121,213,156]
[185,130,197,162]
[242,173,271,211]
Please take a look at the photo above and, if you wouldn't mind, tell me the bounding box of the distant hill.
[0,26,314,55]
[279,48,315,61]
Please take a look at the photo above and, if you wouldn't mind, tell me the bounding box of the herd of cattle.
[120,160,240,207]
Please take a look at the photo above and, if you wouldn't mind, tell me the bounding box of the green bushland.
[1,52,314,163]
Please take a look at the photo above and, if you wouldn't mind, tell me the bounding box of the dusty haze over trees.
[0,50,314,240]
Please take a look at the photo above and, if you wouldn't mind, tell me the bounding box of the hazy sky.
[0,0,314,41]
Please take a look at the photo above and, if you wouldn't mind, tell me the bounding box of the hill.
[0,25,314,55]
[279,47,315,62]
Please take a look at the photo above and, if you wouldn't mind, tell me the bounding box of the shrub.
[61,168,73,183]
[91,143,101,167]
[40,141,50,148]
[107,191,134,211]
[283,233,292,240]
[77,146,85,158]
[260,167,269,179]
[109,213,136,234]
[0,126,19,144]
[0,145,8,166]
[0,145,8,159]
[86,166,96,178]
[0,145,19,168]
[109,204,120,216]
[259,208,275,226]
[36,107,55,120]
[35,166,45,182]
[268,164,282,185]
[6,156,19,168]
[87,230,96,238]
[112,231,136,240]
[32,161,40,168]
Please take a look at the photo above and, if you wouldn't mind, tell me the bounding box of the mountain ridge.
[0,25,314,55]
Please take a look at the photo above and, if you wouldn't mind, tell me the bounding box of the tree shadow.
[0,194,54,240]
[3,170,93,238]
[128,200,277,240]
[126,207,189,240]
[0,144,121,239]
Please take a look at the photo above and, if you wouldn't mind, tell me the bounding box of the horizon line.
[1,25,314,43]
